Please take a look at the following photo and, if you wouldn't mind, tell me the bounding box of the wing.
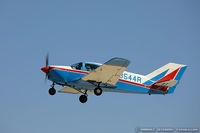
[82,57,130,85]
[58,86,94,94]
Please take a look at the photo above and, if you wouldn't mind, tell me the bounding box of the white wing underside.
[58,86,94,94]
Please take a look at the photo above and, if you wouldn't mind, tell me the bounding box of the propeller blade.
[46,53,49,67]
[45,53,49,83]
[45,73,48,82]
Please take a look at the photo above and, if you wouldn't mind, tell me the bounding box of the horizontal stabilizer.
[153,80,178,87]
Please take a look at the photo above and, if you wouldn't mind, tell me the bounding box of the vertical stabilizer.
[143,63,187,93]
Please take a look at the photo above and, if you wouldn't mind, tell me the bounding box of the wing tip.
[105,57,130,67]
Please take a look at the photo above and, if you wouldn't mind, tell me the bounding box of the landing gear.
[49,87,56,95]
[78,86,102,103]
[79,95,87,103]
[94,87,102,96]
[49,82,56,95]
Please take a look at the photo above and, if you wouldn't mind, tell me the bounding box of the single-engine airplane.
[41,56,187,103]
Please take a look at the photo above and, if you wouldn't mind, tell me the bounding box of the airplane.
[41,56,187,103]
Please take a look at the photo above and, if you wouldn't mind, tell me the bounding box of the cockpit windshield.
[71,62,100,72]
[85,63,100,72]
[71,62,82,70]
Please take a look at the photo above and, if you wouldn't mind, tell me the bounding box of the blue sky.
[0,0,199,133]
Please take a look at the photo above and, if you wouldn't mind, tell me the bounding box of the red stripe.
[156,67,180,82]
[51,67,89,74]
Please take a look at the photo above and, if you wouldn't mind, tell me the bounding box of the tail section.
[143,63,187,94]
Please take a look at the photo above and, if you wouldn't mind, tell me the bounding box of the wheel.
[49,88,56,95]
[94,87,102,96]
[79,95,87,103]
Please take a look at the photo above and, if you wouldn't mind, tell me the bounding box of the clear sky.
[0,0,199,133]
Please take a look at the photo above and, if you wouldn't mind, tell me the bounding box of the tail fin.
[143,63,187,94]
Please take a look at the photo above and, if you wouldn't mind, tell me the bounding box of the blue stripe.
[115,81,149,93]
[143,69,169,86]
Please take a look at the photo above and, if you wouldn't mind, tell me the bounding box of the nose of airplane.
[41,67,49,73]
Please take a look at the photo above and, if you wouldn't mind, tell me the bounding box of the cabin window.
[85,64,99,72]
[71,62,82,70]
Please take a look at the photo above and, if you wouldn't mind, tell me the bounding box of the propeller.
[41,53,51,82]
[45,53,49,81]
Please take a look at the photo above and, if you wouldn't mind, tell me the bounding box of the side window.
[85,64,99,72]
[71,62,82,70]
